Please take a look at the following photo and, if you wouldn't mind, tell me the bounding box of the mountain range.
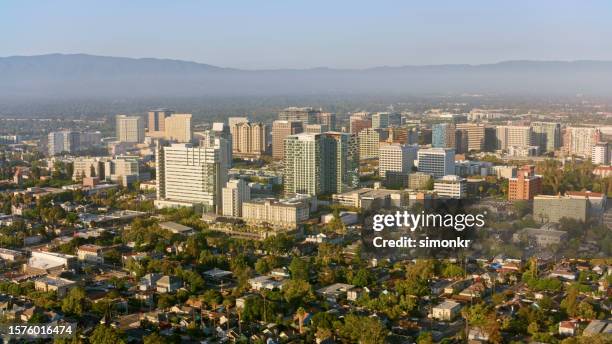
[2,54,612,99]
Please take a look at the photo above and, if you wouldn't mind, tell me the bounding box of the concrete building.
[592,142,610,165]
[278,107,319,125]
[332,188,404,210]
[371,112,389,129]
[27,251,77,274]
[76,244,105,263]
[456,123,487,152]
[316,112,336,131]
[508,165,541,201]
[104,156,140,186]
[432,300,462,321]
[148,108,174,135]
[272,120,303,160]
[434,175,467,199]
[72,157,108,181]
[379,143,418,178]
[284,132,357,196]
[358,128,387,160]
[564,127,601,158]
[164,113,192,143]
[417,148,455,178]
[48,131,80,156]
[116,115,145,143]
[34,276,76,297]
[533,194,590,223]
[495,125,532,151]
[155,143,227,213]
[231,121,267,158]
[200,123,232,171]
[513,225,567,247]
[531,122,561,153]
[432,123,456,149]
[349,112,372,134]
[242,197,310,230]
[222,179,251,217]
[408,172,433,189]
[508,145,540,157]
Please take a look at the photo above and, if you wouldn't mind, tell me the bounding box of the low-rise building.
[156,276,182,293]
[332,188,403,211]
[513,225,567,247]
[34,276,76,297]
[76,244,105,264]
[432,300,462,321]
[434,175,467,199]
[242,197,309,230]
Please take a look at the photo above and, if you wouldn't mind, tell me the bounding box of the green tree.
[89,325,125,344]
[61,287,87,316]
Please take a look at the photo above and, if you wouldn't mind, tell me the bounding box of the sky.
[2,1,611,69]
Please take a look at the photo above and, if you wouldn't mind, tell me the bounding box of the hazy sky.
[2,1,611,69]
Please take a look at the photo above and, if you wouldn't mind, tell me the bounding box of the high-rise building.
[508,165,542,201]
[48,131,80,156]
[432,123,456,149]
[454,129,469,154]
[283,132,356,196]
[155,143,227,213]
[372,112,390,129]
[417,148,455,178]
[148,108,174,133]
[592,142,610,165]
[304,124,329,134]
[228,117,249,128]
[201,122,233,171]
[358,128,387,160]
[231,122,267,158]
[564,127,601,158]
[116,115,145,143]
[531,122,561,153]
[272,120,303,160]
[164,114,192,143]
[379,143,418,178]
[495,125,532,151]
[456,123,486,152]
[349,112,372,134]
[73,157,108,181]
[222,179,250,217]
[325,132,360,192]
[104,156,140,186]
[278,107,320,125]
[316,112,336,131]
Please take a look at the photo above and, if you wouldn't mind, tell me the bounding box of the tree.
[296,307,307,334]
[61,287,87,316]
[289,257,310,281]
[339,314,386,344]
[283,279,315,307]
[416,332,433,344]
[143,333,165,344]
[89,325,125,344]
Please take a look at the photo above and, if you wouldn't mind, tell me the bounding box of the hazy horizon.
[3,1,612,69]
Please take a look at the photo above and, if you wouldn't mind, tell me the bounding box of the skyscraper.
[316,112,336,131]
[231,121,267,158]
[592,142,610,165]
[222,179,250,217]
[495,125,532,150]
[155,143,227,213]
[116,115,145,143]
[456,123,486,152]
[278,107,320,125]
[48,131,80,156]
[272,120,303,159]
[372,112,390,129]
[432,123,456,149]
[349,112,372,134]
[164,113,192,143]
[228,117,249,128]
[283,132,356,196]
[564,127,601,158]
[148,108,174,133]
[200,122,232,171]
[358,128,387,160]
[531,122,561,153]
[417,148,455,178]
[379,143,418,178]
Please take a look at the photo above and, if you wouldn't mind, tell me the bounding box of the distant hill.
[2,54,612,98]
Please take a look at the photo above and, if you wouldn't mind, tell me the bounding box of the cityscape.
[1,1,612,344]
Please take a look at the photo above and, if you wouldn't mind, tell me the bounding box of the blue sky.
[2,1,611,69]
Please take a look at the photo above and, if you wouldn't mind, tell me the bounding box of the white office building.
[116,115,145,143]
[434,175,467,199]
[155,143,227,213]
[379,143,418,178]
[591,142,609,165]
[222,179,250,217]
